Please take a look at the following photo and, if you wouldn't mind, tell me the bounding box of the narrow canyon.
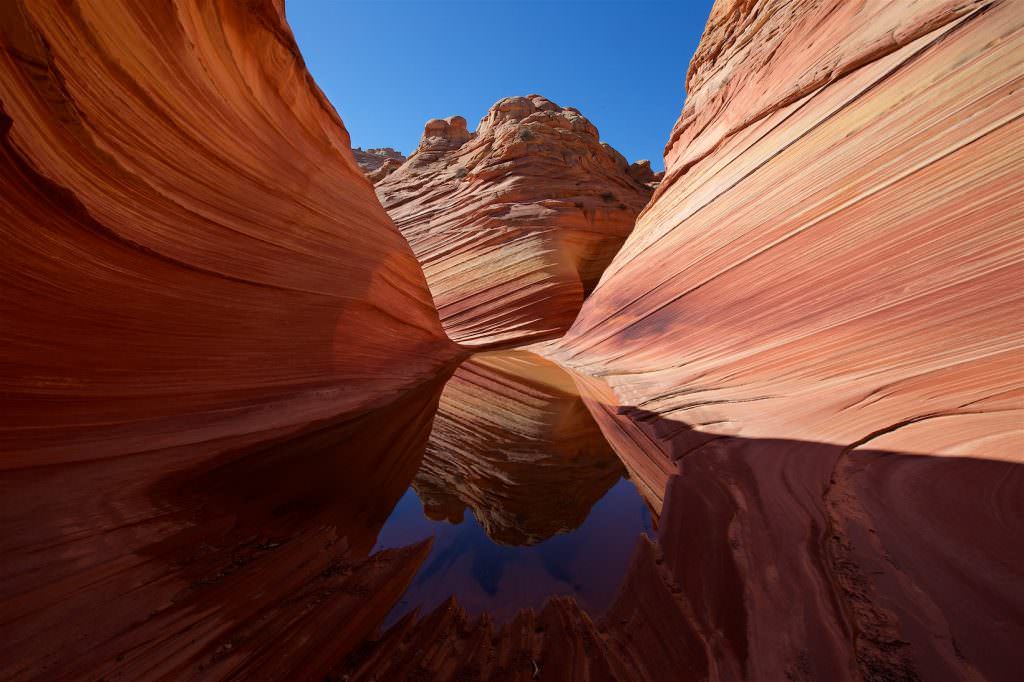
[1,0,1020,681]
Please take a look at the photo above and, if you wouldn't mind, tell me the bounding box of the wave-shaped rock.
[377,95,654,347]
[0,0,456,465]
[545,1,1024,679]
[554,0,1023,459]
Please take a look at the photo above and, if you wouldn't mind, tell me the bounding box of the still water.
[372,350,655,625]
[0,348,658,678]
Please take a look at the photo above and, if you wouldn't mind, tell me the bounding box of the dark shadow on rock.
[341,403,1023,682]
[604,406,1024,682]
[0,369,454,680]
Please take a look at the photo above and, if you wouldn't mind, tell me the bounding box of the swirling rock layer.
[545,0,1024,679]
[0,0,454,465]
[555,0,1023,457]
[377,95,653,347]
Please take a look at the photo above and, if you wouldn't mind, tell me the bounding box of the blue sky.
[288,0,716,171]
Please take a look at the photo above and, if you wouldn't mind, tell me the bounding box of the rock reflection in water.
[0,374,451,681]
[375,350,654,623]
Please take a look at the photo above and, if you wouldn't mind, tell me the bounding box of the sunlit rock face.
[544,1,1024,679]
[413,350,626,545]
[377,95,654,347]
[353,146,406,182]
[352,146,406,172]
[554,0,1023,458]
[0,0,455,466]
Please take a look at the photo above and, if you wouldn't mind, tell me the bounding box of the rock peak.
[377,93,653,347]
[477,94,598,139]
[419,115,472,151]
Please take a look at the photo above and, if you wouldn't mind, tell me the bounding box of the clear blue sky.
[287,0,716,171]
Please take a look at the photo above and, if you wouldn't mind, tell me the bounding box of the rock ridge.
[376,94,655,347]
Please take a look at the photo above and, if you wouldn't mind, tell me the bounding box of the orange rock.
[366,156,404,183]
[0,371,451,680]
[353,146,406,176]
[0,0,457,465]
[377,94,654,347]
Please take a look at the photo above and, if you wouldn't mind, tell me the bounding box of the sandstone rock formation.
[4,0,1022,679]
[352,145,407,175]
[366,156,404,183]
[627,159,664,189]
[413,350,625,545]
[376,95,654,347]
[0,0,456,466]
[545,0,1024,679]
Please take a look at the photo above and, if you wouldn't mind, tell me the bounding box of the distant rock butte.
[352,146,407,175]
[376,94,654,347]
[366,157,404,183]
[627,159,664,189]
[0,0,456,464]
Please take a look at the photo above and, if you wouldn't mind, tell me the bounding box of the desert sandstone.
[0,0,457,466]
[377,95,653,347]
[546,0,1024,678]
[1,0,1021,680]
[414,351,625,546]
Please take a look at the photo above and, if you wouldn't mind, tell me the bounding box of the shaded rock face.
[413,350,625,546]
[0,371,452,680]
[541,0,1024,680]
[0,0,455,465]
[376,94,654,347]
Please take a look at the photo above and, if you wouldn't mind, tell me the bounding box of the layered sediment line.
[377,95,653,347]
[553,0,1023,459]
[543,0,1024,679]
[0,0,456,465]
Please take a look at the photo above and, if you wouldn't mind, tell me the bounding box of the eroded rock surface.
[3,0,1021,679]
[546,0,1024,679]
[377,95,654,347]
[555,0,1023,459]
[353,146,407,176]
[0,0,455,466]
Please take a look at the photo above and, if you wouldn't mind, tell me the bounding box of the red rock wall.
[546,1,1024,679]
[0,372,451,679]
[555,0,1023,461]
[0,0,455,466]
[377,95,653,348]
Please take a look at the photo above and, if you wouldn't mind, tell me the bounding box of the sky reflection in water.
[374,476,654,625]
